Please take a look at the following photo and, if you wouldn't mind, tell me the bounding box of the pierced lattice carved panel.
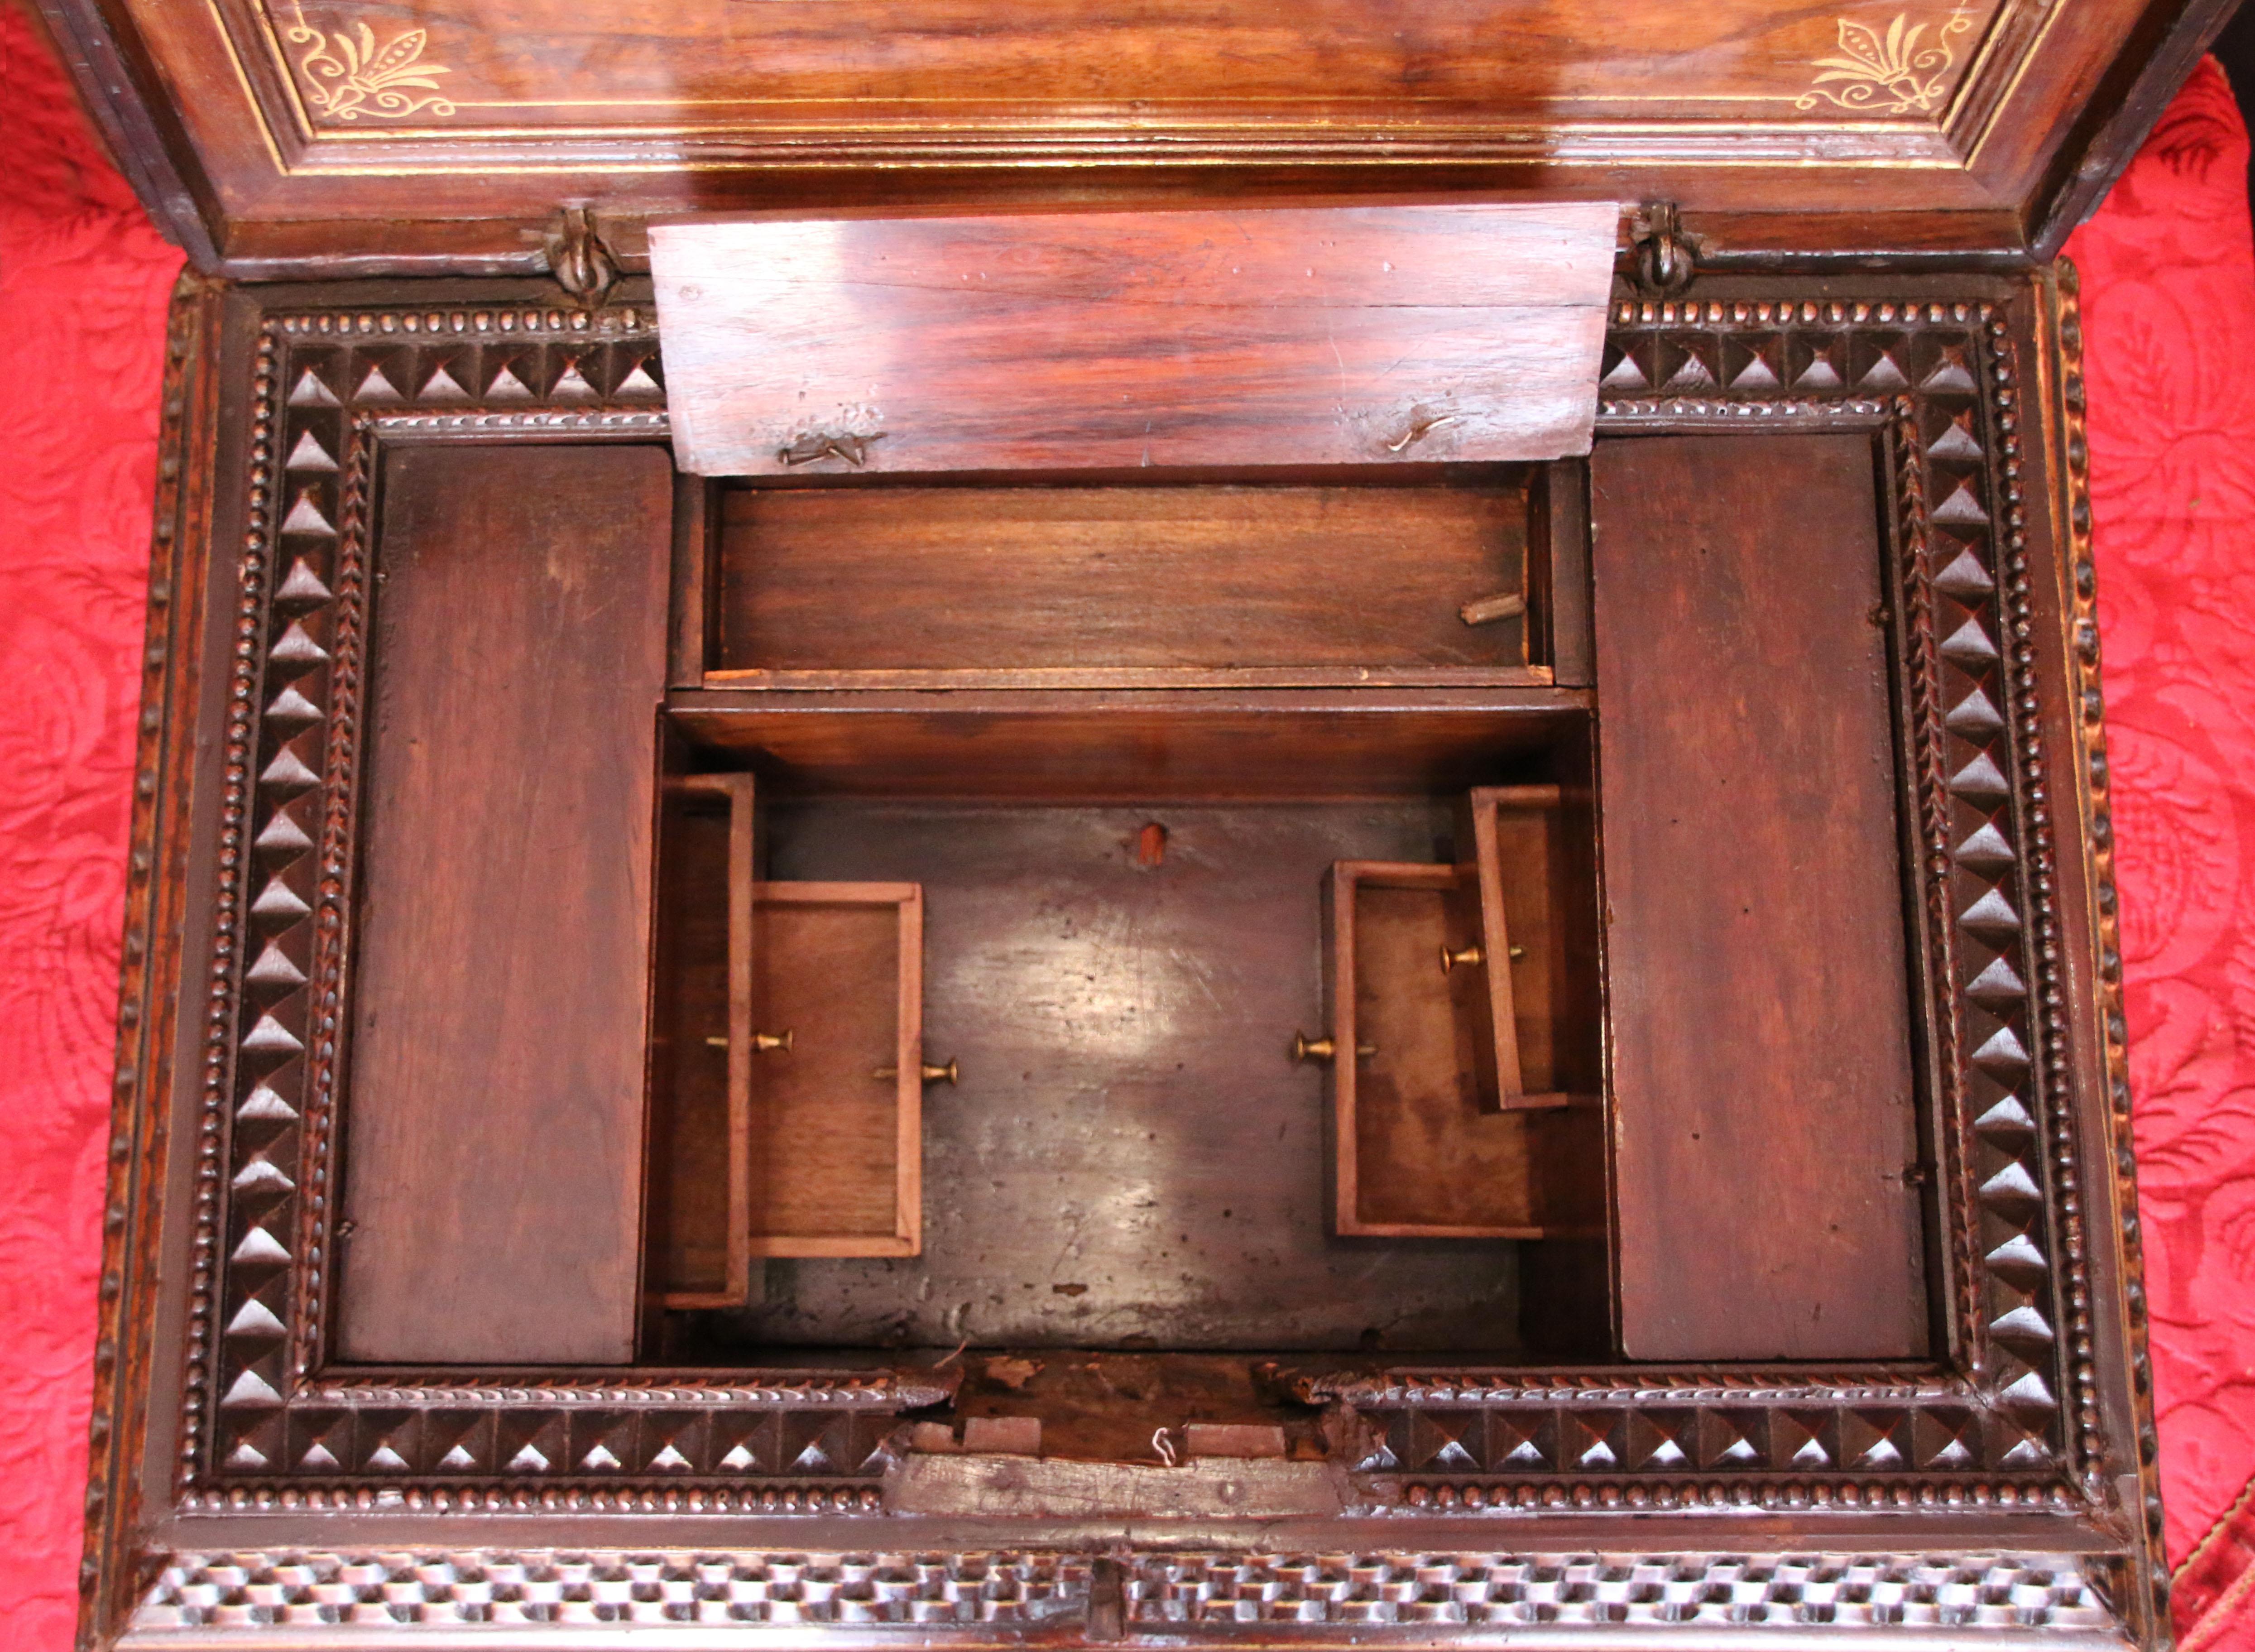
[131,1549,2122,1636]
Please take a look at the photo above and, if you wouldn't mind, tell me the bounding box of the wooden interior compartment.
[706,468,1543,687]
[647,774,755,1309]
[656,696,1602,1354]
[1590,431,1931,1362]
[1325,861,1603,1240]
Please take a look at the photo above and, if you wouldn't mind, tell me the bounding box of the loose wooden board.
[653,204,1618,475]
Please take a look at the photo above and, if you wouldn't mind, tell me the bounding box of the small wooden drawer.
[649,775,926,1310]
[1454,784,1601,1111]
[744,881,926,1262]
[1323,858,1601,1240]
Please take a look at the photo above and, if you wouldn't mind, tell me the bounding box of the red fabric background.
[6,12,2255,1646]
[1,9,182,1648]
[2064,57,2255,1652]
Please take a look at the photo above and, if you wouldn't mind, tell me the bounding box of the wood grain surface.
[335,442,673,1365]
[715,478,1530,674]
[654,205,1617,475]
[1591,432,1928,1363]
[672,692,1588,802]
[41,0,2235,274]
[716,799,1529,1351]
[746,884,923,1257]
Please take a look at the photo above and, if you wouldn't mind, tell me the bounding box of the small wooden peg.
[1458,591,1527,627]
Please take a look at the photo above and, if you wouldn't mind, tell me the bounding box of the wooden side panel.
[336,443,674,1365]
[653,205,1617,476]
[1591,433,1927,1362]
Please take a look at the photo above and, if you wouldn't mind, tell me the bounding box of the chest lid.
[39,0,2230,279]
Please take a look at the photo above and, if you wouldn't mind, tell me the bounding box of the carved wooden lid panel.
[55,0,2202,263]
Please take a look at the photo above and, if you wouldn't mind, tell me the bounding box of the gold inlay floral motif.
[285,4,454,121]
[1798,8,1975,115]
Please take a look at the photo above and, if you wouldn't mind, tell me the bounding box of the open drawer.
[650,774,930,1310]
[1454,784,1602,1112]
[1319,852,1603,1241]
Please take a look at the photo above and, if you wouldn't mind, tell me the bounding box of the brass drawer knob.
[705,1029,794,1052]
[1294,1032,1376,1064]
[1437,943,1526,975]
[876,1059,960,1085]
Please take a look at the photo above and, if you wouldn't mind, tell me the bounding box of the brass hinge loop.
[1631,201,1698,295]
[547,205,619,309]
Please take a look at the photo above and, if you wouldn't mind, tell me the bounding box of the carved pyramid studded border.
[185,303,931,1515]
[183,294,2098,1525]
[1332,297,2088,1514]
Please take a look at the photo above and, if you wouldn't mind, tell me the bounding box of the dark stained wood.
[90,262,2164,1643]
[647,799,733,1304]
[717,799,1529,1350]
[1537,460,1594,688]
[672,693,1588,802]
[1455,785,1597,1111]
[713,478,1531,676]
[654,206,1617,475]
[648,774,756,1309]
[334,442,673,1365]
[745,884,924,1257]
[41,0,2230,273]
[1326,861,1600,1239]
[1591,432,1928,1363]
[668,472,716,692]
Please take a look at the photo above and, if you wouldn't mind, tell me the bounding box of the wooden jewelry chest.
[34,0,2230,1644]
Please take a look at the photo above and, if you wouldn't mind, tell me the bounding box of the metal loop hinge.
[1631,201,1698,296]
[547,205,619,309]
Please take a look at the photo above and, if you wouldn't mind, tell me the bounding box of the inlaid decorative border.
[174,294,2100,1544]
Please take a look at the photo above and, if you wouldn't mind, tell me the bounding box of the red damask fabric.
[5,15,2255,1647]
[2064,56,2255,1652]
[0,10,183,1647]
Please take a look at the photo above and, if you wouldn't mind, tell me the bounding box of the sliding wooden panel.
[335,442,674,1365]
[1592,433,1927,1362]
[653,204,1617,475]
